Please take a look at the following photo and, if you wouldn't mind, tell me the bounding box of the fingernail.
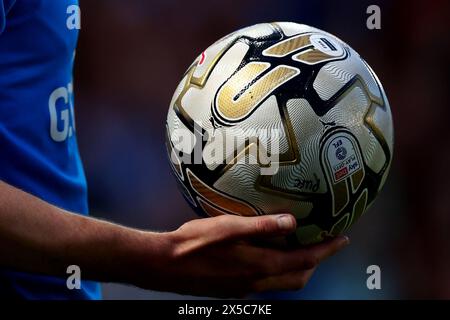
[277,215,296,231]
[340,235,350,246]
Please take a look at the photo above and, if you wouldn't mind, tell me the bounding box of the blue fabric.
[0,0,15,34]
[0,0,101,299]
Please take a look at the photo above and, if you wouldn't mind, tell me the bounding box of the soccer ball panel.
[213,153,314,219]
[270,98,327,195]
[181,41,250,129]
[166,22,394,245]
[274,22,322,37]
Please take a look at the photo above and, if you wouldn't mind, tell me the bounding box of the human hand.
[140,214,349,297]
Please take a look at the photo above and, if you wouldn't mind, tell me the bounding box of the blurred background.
[74,0,450,299]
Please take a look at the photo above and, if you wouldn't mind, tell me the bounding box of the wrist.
[113,228,176,288]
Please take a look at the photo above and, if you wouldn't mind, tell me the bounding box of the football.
[166,22,394,245]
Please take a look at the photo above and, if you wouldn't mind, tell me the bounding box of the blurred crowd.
[74,0,450,299]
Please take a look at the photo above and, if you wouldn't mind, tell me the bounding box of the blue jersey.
[0,0,100,299]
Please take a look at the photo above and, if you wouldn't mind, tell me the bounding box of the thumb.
[210,214,297,242]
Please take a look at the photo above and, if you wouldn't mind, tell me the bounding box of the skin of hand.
[0,181,349,298]
[127,214,349,298]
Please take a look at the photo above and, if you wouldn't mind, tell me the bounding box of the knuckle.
[290,276,307,291]
[251,261,267,278]
[240,268,258,280]
[303,254,319,269]
[267,254,283,274]
[259,262,275,277]
[213,215,236,234]
[214,214,230,224]
[255,217,275,234]
[255,252,279,276]
[219,214,239,225]
[296,279,306,290]
[302,246,320,262]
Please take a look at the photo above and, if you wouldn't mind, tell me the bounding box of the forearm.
[0,180,170,284]
[0,180,349,297]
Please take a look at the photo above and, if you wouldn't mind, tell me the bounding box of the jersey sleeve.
[0,0,16,35]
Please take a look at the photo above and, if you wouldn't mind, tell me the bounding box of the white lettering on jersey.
[66,5,81,30]
[49,82,75,142]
